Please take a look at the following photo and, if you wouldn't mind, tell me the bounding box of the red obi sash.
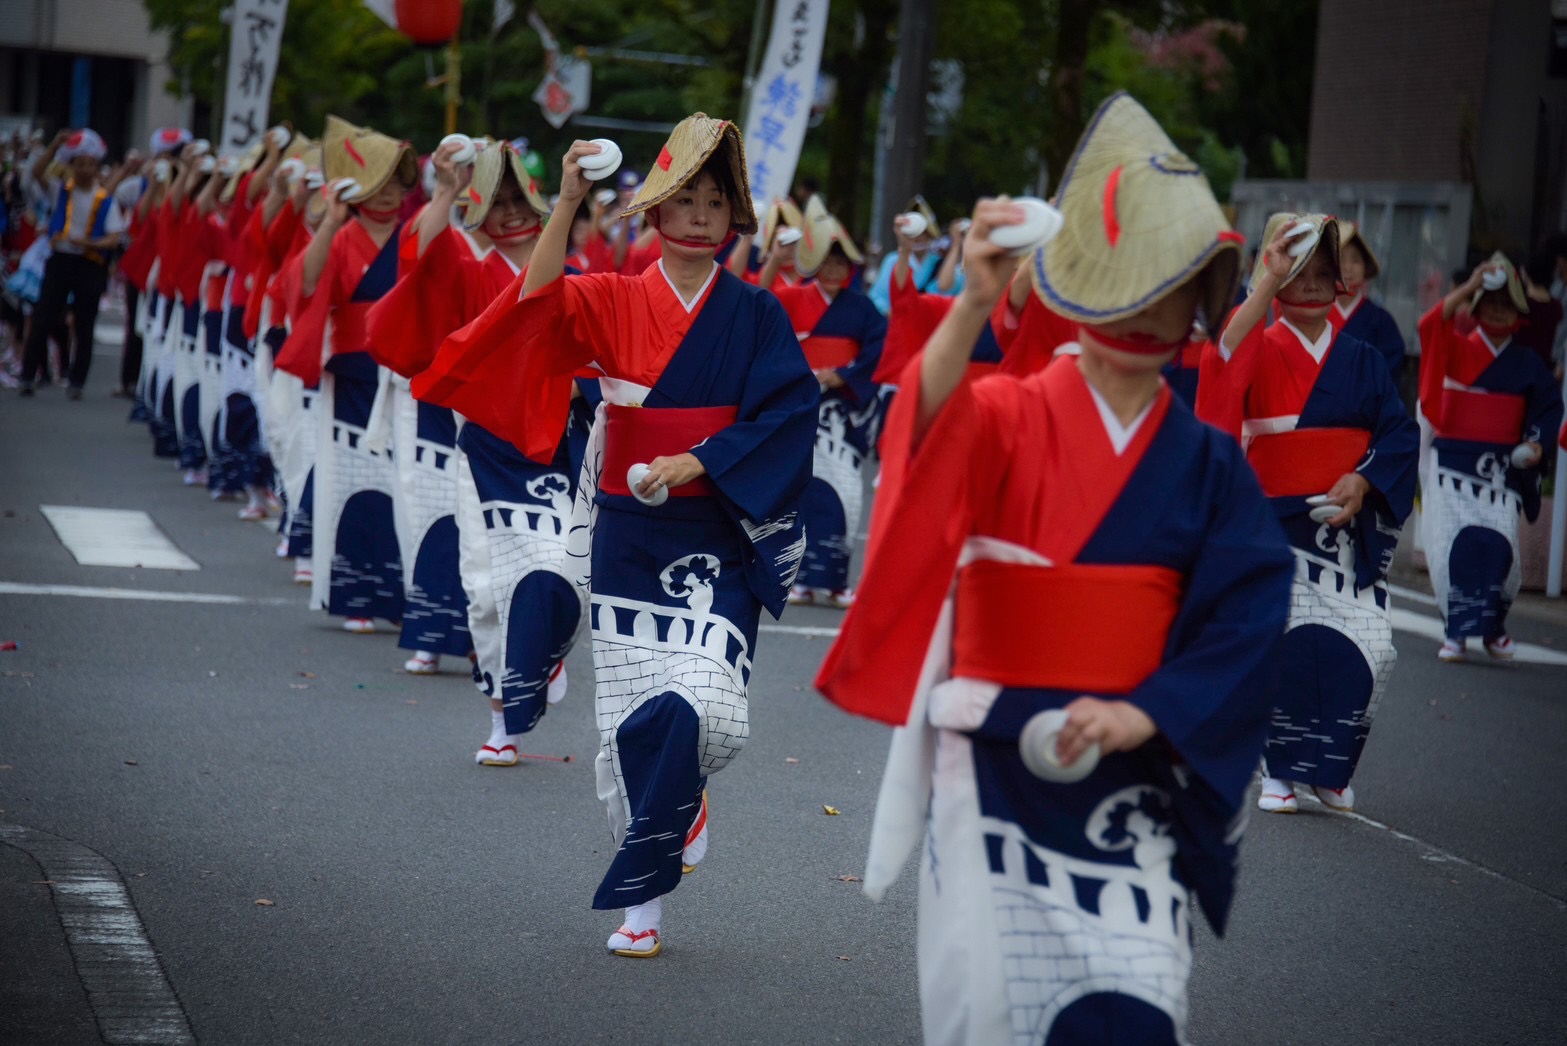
[1245,427,1371,498]
[599,403,737,498]
[952,561,1182,694]
[330,301,373,355]
[1436,388,1526,445]
[802,335,858,372]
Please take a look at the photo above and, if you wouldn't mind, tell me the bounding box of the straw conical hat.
[1247,213,1342,296]
[761,197,804,252]
[1035,92,1240,328]
[1469,251,1529,314]
[622,113,757,235]
[222,130,315,203]
[462,138,550,231]
[1336,220,1380,281]
[322,114,417,202]
[795,194,864,276]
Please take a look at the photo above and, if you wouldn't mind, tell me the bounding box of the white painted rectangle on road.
[40,506,199,571]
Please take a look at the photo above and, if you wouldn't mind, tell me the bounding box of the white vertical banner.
[741,0,830,213]
[220,0,290,158]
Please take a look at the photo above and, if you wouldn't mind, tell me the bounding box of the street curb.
[0,823,195,1045]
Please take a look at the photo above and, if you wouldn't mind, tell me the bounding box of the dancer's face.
[483,172,540,241]
[1339,242,1367,293]
[657,172,731,247]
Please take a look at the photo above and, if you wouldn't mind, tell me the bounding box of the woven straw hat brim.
[322,114,417,200]
[1247,213,1341,296]
[797,211,863,275]
[622,114,757,235]
[763,198,805,251]
[219,139,271,203]
[1469,251,1529,314]
[463,141,550,231]
[1036,93,1241,328]
[1336,220,1381,280]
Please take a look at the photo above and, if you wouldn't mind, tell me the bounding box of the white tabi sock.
[486,709,512,747]
[623,897,662,934]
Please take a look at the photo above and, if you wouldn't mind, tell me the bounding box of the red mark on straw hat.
[1219,230,1245,244]
[529,179,538,195]
[1102,166,1123,247]
[469,190,483,204]
[657,147,673,172]
[344,140,367,168]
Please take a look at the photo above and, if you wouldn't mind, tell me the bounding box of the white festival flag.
[221,0,290,158]
[741,0,830,215]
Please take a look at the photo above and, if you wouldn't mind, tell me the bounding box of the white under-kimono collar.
[1476,327,1510,356]
[658,260,720,313]
[1279,316,1333,364]
[1085,381,1157,456]
[1333,293,1363,319]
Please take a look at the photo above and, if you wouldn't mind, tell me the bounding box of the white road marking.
[1389,608,1567,667]
[0,823,196,1043]
[1295,793,1567,910]
[40,506,199,570]
[0,582,293,606]
[1388,583,1439,608]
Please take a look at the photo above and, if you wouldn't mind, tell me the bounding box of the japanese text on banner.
[741,0,829,216]
[221,0,290,158]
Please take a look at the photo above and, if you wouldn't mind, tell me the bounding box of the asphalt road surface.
[3,380,1564,1045]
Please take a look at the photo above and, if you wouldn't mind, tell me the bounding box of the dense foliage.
[144,0,1318,240]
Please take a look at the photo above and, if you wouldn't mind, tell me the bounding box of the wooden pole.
[445,34,462,135]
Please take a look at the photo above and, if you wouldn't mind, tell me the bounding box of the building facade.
[1,0,191,155]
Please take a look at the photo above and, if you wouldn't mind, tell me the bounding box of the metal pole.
[738,0,773,123]
[445,35,462,135]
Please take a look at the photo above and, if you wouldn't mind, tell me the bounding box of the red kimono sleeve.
[996,293,1078,377]
[272,238,347,386]
[412,272,619,462]
[1194,307,1257,442]
[365,228,479,379]
[876,273,954,383]
[1417,302,1456,430]
[118,206,158,292]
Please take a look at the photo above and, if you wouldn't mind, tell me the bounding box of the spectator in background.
[1518,246,1563,378]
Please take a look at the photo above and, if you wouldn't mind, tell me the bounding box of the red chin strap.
[1082,326,1186,357]
[658,229,737,252]
[1479,321,1520,341]
[357,205,400,224]
[490,225,541,243]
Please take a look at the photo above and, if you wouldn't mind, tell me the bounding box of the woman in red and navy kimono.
[414,114,816,958]
[1330,221,1405,382]
[817,93,1293,1045]
[274,116,418,634]
[1417,253,1563,661]
[1198,214,1418,815]
[369,135,584,758]
[765,202,885,606]
[248,146,319,575]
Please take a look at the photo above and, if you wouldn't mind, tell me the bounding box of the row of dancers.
[97,91,1563,1044]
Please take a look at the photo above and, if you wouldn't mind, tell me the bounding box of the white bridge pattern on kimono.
[456,457,576,704]
[813,400,871,549]
[1269,528,1398,779]
[310,382,397,611]
[980,799,1191,1043]
[1423,461,1524,625]
[592,579,752,778]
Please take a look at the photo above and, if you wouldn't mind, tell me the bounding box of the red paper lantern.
[394,0,462,45]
